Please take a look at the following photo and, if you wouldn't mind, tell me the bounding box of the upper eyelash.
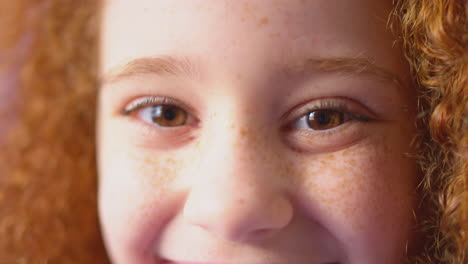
[289,100,372,125]
[122,96,181,115]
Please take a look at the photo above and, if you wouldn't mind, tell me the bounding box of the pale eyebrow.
[290,55,405,88]
[103,55,404,89]
[102,56,199,84]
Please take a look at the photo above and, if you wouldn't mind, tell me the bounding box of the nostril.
[249,228,276,240]
[253,228,271,235]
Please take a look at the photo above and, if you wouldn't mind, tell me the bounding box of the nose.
[182,123,293,242]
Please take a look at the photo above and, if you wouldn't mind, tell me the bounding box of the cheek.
[98,134,183,261]
[286,130,418,258]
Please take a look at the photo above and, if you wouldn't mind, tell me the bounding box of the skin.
[98,0,419,263]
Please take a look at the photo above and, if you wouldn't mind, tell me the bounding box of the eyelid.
[121,95,198,119]
[282,97,376,125]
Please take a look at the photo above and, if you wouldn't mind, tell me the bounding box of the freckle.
[306,179,318,192]
[324,153,336,162]
[236,73,242,80]
[240,128,248,136]
[143,155,154,166]
[341,148,351,156]
[243,2,252,14]
[165,157,176,165]
[283,15,291,25]
[258,17,269,27]
[269,32,280,39]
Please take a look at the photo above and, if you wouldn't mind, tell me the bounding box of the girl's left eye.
[289,99,371,132]
[294,109,351,131]
[284,101,372,152]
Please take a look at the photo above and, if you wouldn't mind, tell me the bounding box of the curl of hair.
[0,0,109,263]
[391,0,467,263]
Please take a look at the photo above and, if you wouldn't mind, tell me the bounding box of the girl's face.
[98,0,419,263]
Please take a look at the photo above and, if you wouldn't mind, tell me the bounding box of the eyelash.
[122,96,372,131]
[122,96,185,115]
[287,100,370,127]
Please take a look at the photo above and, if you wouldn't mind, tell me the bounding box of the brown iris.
[307,110,345,130]
[150,105,187,127]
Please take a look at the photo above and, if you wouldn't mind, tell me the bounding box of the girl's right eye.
[122,96,193,128]
[139,104,188,127]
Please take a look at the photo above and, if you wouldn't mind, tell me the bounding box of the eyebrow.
[102,55,199,84]
[102,55,404,88]
[290,55,405,89]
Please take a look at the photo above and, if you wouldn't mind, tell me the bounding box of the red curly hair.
[392,1,467,263]
[0,0,466,263]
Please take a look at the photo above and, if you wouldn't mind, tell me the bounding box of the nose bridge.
[182,102,293,242]
[202,99,271,174]
[204,101,277,191]
[197,104,274,202]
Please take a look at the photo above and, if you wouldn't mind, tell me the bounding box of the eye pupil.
[314,111,331,126]
[163,107,177,120]
[150,105,187,127]
[307,110,344,130]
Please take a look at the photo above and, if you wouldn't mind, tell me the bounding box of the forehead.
[101,0,402,79]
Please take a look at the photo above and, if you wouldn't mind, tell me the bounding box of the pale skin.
[98,0,419,263]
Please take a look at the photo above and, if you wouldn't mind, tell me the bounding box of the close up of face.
[97,0,420,263]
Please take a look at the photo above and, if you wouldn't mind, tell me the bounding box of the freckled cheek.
[289,140,417,246]
[98,138,185,249]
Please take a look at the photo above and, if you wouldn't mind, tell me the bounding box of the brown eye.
[307,110,345,130]
[150,105,187,127]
